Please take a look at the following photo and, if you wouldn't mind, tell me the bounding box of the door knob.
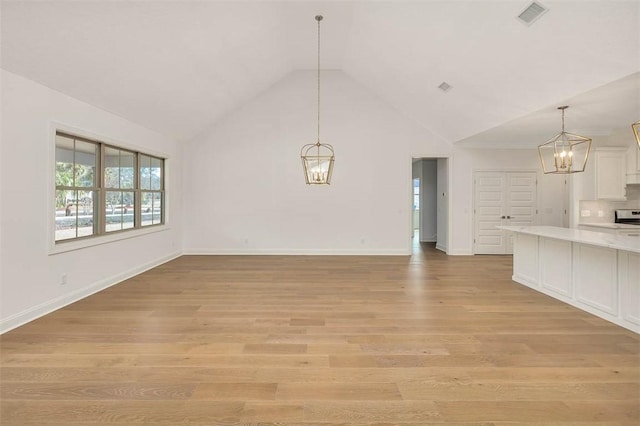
[507,216,513,219]
[501,216,506,219]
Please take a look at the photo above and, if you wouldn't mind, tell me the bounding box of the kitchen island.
[499,226,639,333]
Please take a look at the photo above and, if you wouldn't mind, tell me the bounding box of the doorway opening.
[411,157,449,255]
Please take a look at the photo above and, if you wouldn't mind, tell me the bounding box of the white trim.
[435,243,447,253]
[446,248,473,256]
[184,248,411,256]
[0,251,181,334]
[472,169,539,255]
[48,122,172,254]
[51,121,170,159]
[49,225,171,255]
[409,154,452,255]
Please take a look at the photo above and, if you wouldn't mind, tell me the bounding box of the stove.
[615,209,640,226]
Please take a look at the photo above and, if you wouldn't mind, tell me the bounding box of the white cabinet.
[540,237,573,299]
[506,227,640,333]
[595,148,627,200]
[626,145,640,184]
[620,251,640,327]
[513,233,539,288]
[574,244,618,316]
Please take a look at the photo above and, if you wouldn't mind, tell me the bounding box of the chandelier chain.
[317,16,321,144]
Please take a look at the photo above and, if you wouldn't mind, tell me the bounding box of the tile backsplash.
[579,184,640,224]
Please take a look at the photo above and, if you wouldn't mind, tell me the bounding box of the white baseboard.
[446,248,473,256]
[184,248,410,256]
[0,251,181,334]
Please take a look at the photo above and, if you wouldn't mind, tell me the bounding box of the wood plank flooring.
[1,244,639,425]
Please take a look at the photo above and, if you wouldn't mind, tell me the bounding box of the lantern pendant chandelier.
[632,121,640,149]
[301,15,335,185]
[538,106,592,174]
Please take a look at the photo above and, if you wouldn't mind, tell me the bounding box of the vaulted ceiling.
[2,1,639,146]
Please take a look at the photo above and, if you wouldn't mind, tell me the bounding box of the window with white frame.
[54,131,165,243]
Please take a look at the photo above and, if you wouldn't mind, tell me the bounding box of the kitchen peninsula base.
[499,226,640,334]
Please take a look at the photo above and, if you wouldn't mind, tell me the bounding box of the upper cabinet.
[626,144,640,185]
[595,148,627,200]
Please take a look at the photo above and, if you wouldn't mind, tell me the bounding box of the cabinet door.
[574,244,618,316]
[596,150,626,200]
[626,146,640,184]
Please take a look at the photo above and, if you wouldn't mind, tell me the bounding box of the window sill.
[49,225,171,255]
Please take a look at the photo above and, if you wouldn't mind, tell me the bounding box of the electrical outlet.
[598,210,604,217]
[60,274,67,285]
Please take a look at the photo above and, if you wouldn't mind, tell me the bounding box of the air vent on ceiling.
[517,1,548,26]
[438,82,452,92]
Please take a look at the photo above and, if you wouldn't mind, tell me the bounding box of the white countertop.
[579,222,640,230]
[498,225,640,254]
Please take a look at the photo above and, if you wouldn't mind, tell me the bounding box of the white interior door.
[474,171,537,254]
[474,172,507,254]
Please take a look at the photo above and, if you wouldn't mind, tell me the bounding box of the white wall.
[420,159,437,242]
[450,147,565,254]
[183,70,451,254]
[0,70,183,332]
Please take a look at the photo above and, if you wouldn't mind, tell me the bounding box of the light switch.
[581,210,591,217]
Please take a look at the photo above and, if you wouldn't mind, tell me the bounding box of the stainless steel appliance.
[615,209,640,226]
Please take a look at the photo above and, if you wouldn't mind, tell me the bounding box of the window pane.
[141,192,162,227]
[151,157,162,190]
[55,134,75,187]
[76,190,95,237]
[106,191,135,232]
[152,193,162,224]
[122,191,135,230]
[74,141,97,187]
[120,151,135,189]
[104,147,120,188]
[55,189,77,241]
[141,191,153,226]
[140,154,151,190]
[55,190,95,241]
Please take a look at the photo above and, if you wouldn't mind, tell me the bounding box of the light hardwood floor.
[1,244,639,425]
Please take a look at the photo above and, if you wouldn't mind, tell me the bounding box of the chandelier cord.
[317,15,321,147]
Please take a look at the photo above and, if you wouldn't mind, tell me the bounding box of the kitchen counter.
[579,222,640,230]
[499,225,639,333]
[498,225,640,253]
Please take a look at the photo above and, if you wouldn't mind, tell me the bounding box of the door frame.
[473,169,539,255]
[408,155,452,255]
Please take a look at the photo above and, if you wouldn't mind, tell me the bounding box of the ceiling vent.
[438,82,452,92]
[517,1,548,26]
